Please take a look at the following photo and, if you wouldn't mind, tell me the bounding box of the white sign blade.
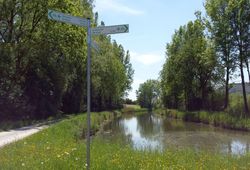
[48,10,88,27]
[92,24,129,35]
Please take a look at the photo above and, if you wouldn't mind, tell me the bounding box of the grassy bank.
[1,110,250,169]
[122,104,148,114]
[155,109,250,131]
[0,105,145,132]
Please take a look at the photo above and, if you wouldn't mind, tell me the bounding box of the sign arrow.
[48,10,88,27]
[92,24,129,35]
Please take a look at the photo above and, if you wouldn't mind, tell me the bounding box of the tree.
[123,50,134,96]
[160,18,219,111]
[91,30,133,111]
[136,80,160,110]
[228,0,250,114]
[205,0,236,109]
[0,0,134,120]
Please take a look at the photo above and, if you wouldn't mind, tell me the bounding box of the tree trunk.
[184,90,188,110]
[245,58,250,82]
[228,141,232,154]
[224,65,230,109]
[7,8,14,43]
[238,19,249,114]
[240,54,249,113]
[201,85,206,110]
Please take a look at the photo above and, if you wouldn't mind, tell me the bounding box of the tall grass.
[156,109,250,131]
[122,104,148,114]
[154,93,250,131]
[227,93,250,116]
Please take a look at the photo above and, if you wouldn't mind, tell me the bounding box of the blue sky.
[94,0,206,100]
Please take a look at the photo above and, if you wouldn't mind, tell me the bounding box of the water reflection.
[100,113,250,155]
[121,116,163,150]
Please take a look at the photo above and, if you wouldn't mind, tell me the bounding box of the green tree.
[0,0,134,120]
[205,0,236,109]
[160,18,219,111]
[136,80,160,110]
[91,31,133,111]
[228,0,250,113]
[206,0,250,114]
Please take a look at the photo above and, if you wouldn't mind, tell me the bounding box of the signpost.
[48,10,88,27]
[92,41,100,52]
[48,9,129,170]
[92,24,129,35]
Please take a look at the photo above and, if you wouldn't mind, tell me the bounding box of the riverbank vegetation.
[136,0,250,128]
[0,0,133,122]
[159,0,250,115]
[122,104,148,114]
[156,109,250,131]
[1,111,250,170]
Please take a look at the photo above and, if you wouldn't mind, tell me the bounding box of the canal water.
[98,113,250,155]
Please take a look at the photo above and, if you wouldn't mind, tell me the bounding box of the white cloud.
[95,0,144,16]
[130,52,164,65]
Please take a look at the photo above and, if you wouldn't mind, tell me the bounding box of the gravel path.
[0,124,48,148]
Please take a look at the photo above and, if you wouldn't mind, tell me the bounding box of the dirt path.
[0,124,48,148]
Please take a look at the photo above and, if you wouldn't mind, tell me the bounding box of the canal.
[98,113,250,155]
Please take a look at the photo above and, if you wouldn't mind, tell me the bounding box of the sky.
[94,0,206,100]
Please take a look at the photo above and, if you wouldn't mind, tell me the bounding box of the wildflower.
[21,163,25,166]
[72,148,77,151]
[41,162,44,165]
[46,146,50,150]
[75,157,79,161]
[57,154,61,158]
[64,152,69,155]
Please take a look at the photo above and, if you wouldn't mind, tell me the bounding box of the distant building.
[229,83,250,94]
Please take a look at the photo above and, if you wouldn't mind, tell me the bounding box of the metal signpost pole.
[86,18,91,170]
[48,10,128,170]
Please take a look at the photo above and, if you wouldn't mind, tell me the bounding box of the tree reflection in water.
[100,114,250,155]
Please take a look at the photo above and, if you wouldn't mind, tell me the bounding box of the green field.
[1,111,250,170]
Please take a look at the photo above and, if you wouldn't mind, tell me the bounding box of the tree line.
[137,0,250,115]
[0,0,134,120]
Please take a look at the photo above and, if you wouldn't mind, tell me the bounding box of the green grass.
[155,109,250,131]
[1,111,250,169]
[122,104,148,114]
[0,104,144,132]
[227,93,250,116]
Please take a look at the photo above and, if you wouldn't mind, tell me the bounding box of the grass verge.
[155,109,250,131]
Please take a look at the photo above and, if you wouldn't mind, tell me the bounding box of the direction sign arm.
[48,9,88,27]
[92,24,129,35]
